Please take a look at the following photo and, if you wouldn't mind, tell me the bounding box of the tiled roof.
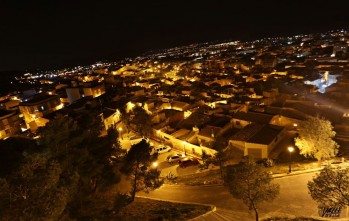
[102,108,116,119]
[208,115,231,127]
[229,123,263,141]
[170,129,191,139]
[0,109,15,118]
[248,124,284,145]
[20,93,59,105]
[171,101,190,109]
[232,111,274,124]
[198,125,221,138]
[178,112,211,129]
[265,106,308,120]
[229,123,284,145]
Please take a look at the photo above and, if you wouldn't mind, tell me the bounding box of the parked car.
[178,157,199,168]
[167,153,185,163]
[154,145,172,154]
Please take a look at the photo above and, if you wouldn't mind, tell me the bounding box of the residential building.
[66,87,82,104]
[83,83,105,98]
[229,123,286,159]
[19,93,63,131]
[0,98,20,111]
[0,109,21,139]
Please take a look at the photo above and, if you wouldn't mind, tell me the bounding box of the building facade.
[19,94,63,131]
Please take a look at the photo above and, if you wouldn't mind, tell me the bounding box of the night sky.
[1,0,349,72]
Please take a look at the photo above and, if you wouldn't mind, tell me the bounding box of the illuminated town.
[1,28,349,220]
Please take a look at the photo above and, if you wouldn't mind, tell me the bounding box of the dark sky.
[1,0,349,71]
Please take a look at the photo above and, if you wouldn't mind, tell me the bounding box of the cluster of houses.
[1,30,349,160]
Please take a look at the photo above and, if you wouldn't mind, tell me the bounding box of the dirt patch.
[117,197,212,221]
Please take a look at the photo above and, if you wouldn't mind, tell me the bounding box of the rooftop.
[198,125,221,138]
[0,109,15,118]
[229,123,284,145]
[20,93,59,106]
[232,111,274,124]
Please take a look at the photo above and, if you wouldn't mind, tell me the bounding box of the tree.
[224,156,280,221]
[295,115,339,161]
[0,178,10,211]
[212,136,231,180]
[121,139,163,201]
[131,106,152,137]
[308,166,349,207]
[1,112,127,220]
[0,138,26,177]
[38,114,79,151]
[2,154,70,221]
[37,113,123,218]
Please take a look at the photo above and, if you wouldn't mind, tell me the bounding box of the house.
[152,109,183,125]
[168,128,217,157]
[262,88,279,105]
[255,56,278,68]
[19,93,63,131]
[229,123,286,159]
[171,101,191,111]
[231,111,275,129]
[66,87,83,104]
[0,98,20,111]
[197,125,221,147]
[83,83,105,98]
[265,106,308,129]
[0,109,21,139]
[101,108,121,131]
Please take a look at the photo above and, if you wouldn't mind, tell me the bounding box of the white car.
[154,145,172,154]
[167,153,185,163]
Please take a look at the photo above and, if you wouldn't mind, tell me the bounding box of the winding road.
[138,172,349,220]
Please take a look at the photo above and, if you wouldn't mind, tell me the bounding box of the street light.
[293,123,298,130]
[152,161,158,168]
[288,146,294,173]
[118,127,123,140]
[182,141,187,155]
[157,130,162,143]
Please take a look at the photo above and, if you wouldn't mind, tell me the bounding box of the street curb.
[136,195,216,220]
[188,205,217,221]
[272,167,324,179]
[163,183,224,188]
[163,167,326,187]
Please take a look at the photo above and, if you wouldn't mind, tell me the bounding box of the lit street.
[120,134,201,177]
[138,172,349,220]
[155,151,201,177]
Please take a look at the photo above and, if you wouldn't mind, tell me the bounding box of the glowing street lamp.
[118,127,123,139]
[293,123,298,130]
[152,161,158,168]
[288,146,294,173]
[157,130,162,143]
